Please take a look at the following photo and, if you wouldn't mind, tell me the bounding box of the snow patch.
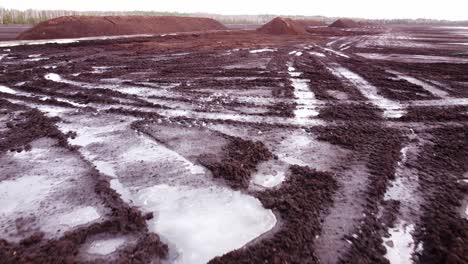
[53,206,100,229]
[327,64,405,118]
[383,220,420,264]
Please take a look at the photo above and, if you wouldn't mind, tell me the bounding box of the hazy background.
[0,0,466,26]
[1,0,467,20]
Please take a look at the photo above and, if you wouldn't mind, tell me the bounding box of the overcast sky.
[0,0,466,21]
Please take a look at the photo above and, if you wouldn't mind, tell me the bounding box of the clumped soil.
[312,121,405,263]
[209,165,338,264]
[199,137,274,189]
[414,127,468,264]
[17,15,227,40]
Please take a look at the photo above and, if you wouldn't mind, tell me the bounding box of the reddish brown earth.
[16,15,227,40]
[1,23,467,264]
[257,17,307,35]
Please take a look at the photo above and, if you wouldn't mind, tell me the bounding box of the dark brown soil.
[17,16,227,40]
[199,137,273,189]
[0,108,71,152]
[414,127,468,264]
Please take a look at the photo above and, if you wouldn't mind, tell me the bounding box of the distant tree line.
[0,7,466,26]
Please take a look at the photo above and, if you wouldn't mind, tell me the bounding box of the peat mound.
[329,18,360,28]
[17,15,227,40]
[257,17,307,35]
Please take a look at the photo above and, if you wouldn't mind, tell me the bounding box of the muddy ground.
[0,25,467,264]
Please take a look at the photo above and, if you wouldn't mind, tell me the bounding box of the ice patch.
[92,66,111,73]
[387,71,449,98]
[327,64,405,118]
[309,51,326,57]
[135,184,276,264]
[110,179,133,203]
[0,85,17,94]
[252,160,287,188]
[357,53,468,64]
[249,48,276,53]
[287,63,320,123]
[0,176,55,216]
[87,237,126,255]
[45,73,63,82]
[383,220,419,264]
[94,161,117,177]
[446,43,468,46]
[54,206,100,228]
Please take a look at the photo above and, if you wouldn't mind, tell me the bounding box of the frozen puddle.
[157,108,324,127]
[357,53,468,64]
[57,113,277,263]
[250,48,276,53]
[251,160,287,188]
[288,63,320,124]
[0,138,103,241]
[135,184,276,264]
[0,175,56,217]
[0,85,17,94]
[309,51,326,57]
[53,206,100,229]
[87,237,126,255]
[327,64,406,118]
[387,71,449,98]
[383,220,421,264]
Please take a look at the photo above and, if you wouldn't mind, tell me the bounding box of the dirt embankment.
[17,16,227,40]
[329,18,360,28]
[257,17,307,35]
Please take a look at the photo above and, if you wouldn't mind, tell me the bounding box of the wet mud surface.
[1,25,467,263]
